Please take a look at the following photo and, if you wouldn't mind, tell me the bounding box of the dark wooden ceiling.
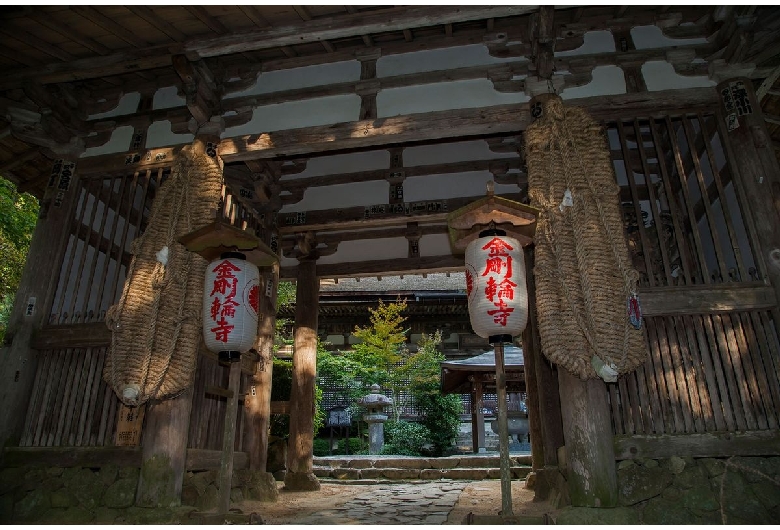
[1,5,779,198]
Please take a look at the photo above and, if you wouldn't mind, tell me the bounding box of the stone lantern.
[358,384,393,455]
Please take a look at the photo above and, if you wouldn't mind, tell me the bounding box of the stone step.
[313,455,532,470]
[314,465,531,482]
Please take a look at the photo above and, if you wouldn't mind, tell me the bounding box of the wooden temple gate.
[0,5,779,519]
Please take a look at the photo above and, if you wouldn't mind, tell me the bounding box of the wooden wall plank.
[82,349,105,446]
[45,349,73,446]
[681,315,719,432]
[20,351,51,446]
[63,348,87,446]
[649,118,694,285]
[645,319,672,433]
[737,313,777,429]
[656,318,686,433]
[719,314,759,430]
[667,317,704,432]
[75,348,99,446]
[708,315,748,430]
[729,313,769,430]
[698,315,737,431]
[666,116,709,284]
[749,312,780,426]
[614,430,780,460]
[634,119,673,285]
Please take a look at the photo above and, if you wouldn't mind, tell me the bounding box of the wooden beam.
[1,446,248,471]
[614,431,780,460]
[187,6,538,59]
[639,283,777,316]
[1,446,142,468]
[280,157,523,194]
[0,148,40,173]
[218,88,718,163]
[280,255,464,281]
[276,193,522,234]
[31,322,111,350]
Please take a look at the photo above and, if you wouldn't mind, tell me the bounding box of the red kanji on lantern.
[210,298,221,321]
[211,317,235,343]
[209,259,241,297]
[220,298,240,319]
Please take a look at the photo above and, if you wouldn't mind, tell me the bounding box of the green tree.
[408,332,463,456]
[348,299,409,420]
[0,177,39,343]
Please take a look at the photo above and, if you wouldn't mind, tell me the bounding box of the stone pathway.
[291,481,469,525]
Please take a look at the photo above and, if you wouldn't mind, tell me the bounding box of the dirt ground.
[237,479,558,525]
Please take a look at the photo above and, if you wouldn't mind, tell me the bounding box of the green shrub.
[382,420,431,456]
[312,435,365,456]
[313,438,330,456]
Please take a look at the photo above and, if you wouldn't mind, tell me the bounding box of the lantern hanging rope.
[525,96,647,380]
[104,146,223,405]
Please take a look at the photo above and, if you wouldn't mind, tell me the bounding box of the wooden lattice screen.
[606,113,780,436]
[22,160,264,448]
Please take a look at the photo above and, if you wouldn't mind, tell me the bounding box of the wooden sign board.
[115,403,146,446]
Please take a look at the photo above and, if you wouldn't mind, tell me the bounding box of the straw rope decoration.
[104,146,223,405]
[525,96,647,380]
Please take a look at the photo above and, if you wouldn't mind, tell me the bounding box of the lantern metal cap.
[178,220,278,267]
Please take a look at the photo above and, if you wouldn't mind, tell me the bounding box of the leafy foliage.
[381,420,432,456]
[0,177,39,343]
[348,300,411,420]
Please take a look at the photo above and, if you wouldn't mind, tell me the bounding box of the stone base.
[237,470,278,502]
[284,472,320,491]
[534,466,570,509]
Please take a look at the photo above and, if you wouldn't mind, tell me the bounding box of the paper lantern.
[464,231,528,344]
[203,252,259,362]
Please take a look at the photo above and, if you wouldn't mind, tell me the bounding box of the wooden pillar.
[136,388,195,507]
[0,160,80,446]
[217,362,242,513]
[524,248,565,467]
[136,135,219,507]
[474,380,486,452]
[557,370,618,507]
[470,384,479,453]
[716,78,780,308]
[494,342,513,517]
[522,327,544,471]
[243,262,278,472]
[285,258,320,491]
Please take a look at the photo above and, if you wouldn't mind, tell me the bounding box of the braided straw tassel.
[525,96,647,380]
[104,146,223,405]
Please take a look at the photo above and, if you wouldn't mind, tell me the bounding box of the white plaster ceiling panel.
[404,139,518,166]
[418,233,453,257]
[87,92,141,120]
[641,61,715,91]
[377,44,522,77]
[555,30,616,57]
[221,95,361,137]
[80,125,134,157]
[224,61,361,99]
[560,65,626,99]
[281,149,390,181]
[377,79,529,118]
[145,120,195,149]
[316,237,409,265]
[630,25,708,50]
[279,180,389,213]
[152,86,186,110]
[403,171,519,202]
